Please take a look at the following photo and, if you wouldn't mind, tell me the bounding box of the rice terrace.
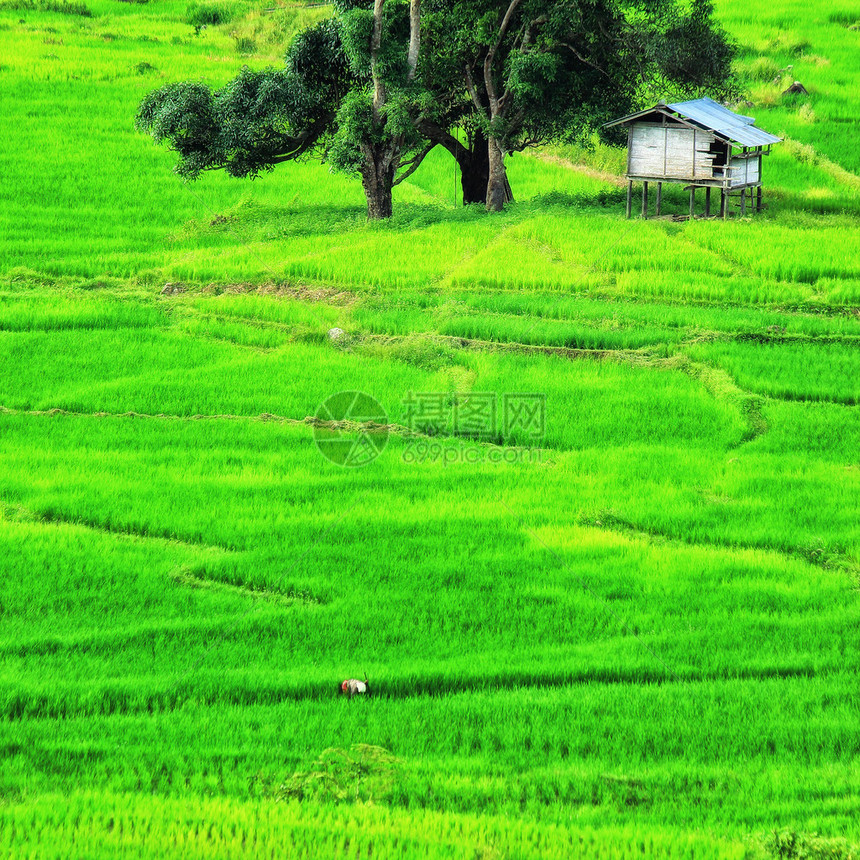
[1,0,859,855]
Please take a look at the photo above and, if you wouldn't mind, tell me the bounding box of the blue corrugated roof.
[668,97,781,147]
[605,97,781,147]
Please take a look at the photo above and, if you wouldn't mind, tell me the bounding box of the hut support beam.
[689,186,695,218]
[756,185,763,212]
[641,181,648,218]
[740,189,746,217]
[720,189,727,219]
[705,187,711,217]
[626,181,632,219]
[655,182,662,216]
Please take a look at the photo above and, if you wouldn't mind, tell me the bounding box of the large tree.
[330,0,427,218]
[136,3,431,219]
[422,0,734,211]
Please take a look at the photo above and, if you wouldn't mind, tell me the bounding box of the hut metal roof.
[606,97,781,147]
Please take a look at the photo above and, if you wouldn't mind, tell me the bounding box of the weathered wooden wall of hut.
[730,154,761,186]
[628,124,716,180]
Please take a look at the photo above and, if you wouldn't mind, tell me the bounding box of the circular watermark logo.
[313,391,389,467]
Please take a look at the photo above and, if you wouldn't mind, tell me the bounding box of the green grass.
[0,0,859,856]
[688,340,860,404]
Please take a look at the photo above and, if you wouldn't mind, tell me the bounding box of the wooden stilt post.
[756,185,763,212]
[740,188,746,217]
[705,187,711,217]
[656,182,662,216]
[689,186,695,219]
[641,181,648,218]
[626,181,632,219]
[720,189,727,219]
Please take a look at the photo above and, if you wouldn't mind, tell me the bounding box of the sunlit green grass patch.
[689,340,860,403]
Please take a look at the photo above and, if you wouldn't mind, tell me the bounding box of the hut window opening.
[709,139,730,177]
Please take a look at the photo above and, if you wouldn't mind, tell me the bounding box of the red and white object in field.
[340,678,369,698]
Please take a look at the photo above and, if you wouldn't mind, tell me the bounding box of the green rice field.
[0,0,858,856]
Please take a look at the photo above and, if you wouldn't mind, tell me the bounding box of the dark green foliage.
[272,745,401,804]
[424,0,735,152]
[136,19,352,180]
[652,0,737,98]
[136,82,221,179]
[285,17,356,128]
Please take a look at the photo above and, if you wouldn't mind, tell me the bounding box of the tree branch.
[463,63,484,113]
[484,0,523,115]
[393,143,435,185]
[417,119,470,162]
[498,16,548,122]
[371,0,386,119]
[562,42,611,78]
[520,14,547,52]
[407,0,421,81]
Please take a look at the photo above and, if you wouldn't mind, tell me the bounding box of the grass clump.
[0,0,90,14]
[763,830,859,860]
[185,1,233,29]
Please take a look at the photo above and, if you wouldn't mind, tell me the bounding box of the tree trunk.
[415,122,514,208]
[486,136,510,212]
[361,143,397,220]
[457,130,490,205]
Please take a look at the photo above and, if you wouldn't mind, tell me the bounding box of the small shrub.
[797,103,816,124]
[748,56,780,81]
[748,83,782,107]
[359,334,460,372]
[234,35,255,55]
[770,34,812,55]
[783,137,819,166]
[270,745,402,805]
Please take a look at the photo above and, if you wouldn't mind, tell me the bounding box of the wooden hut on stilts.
[605,97,781,219]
